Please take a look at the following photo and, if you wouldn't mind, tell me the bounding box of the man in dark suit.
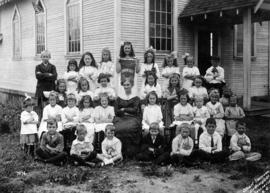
[136,122,170,165]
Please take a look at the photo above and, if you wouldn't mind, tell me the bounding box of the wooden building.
[0,0,269,112]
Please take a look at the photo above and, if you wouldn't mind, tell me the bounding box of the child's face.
[181,127,190,138]
[77,130,86,141]
[211,60,219,67]
[237,124,246,135]
[58,83,66,93]
[83,99,91,108]
[194,78,202,87]
[102,51,110,62]
[186,57,194,67]
[195,99,204,108]
[167,58,174,66]
[69,63,76,71]
[47,123,57,135]
[149,127,159,137]
[84,54,92,66]
[81,81,89,91]
[180,95,188,105]
[106,129,115,139]
[170,77,178,87]
[101,97,109,108]
[67,99,76,108]
[100,78,108,87]
[124,44,131,56]
[49,96,57,106]
[148,94,157,105]
[25,105,33,112]
[230,97,237,106]
[147,75,155,86]
[210,95,219,103]
[146,53,153,64]
[206,123,216,135]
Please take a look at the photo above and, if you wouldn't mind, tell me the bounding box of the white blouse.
[20,111,38,134]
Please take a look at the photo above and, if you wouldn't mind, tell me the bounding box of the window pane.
[156,0,160,11]
[150,26,155,37]
[161,0,166,11]
[167,0,171,12]
[167,13,171,25]
[36,13,45,54]
[162,12,166,24]
[167,26,172,38]
[150,38,155,48]
[167,39,171,51]
[156,25,161,37]
[150,11,155,23]
[67,3,80,53]
[156,12,161,24]
[156,38,161,50]
[150,0,155,10]
[161,38,166,50]
[161,25,166,37]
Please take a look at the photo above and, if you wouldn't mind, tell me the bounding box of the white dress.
[161,66,180,90]
[20,111,39,135]
[98,61,115,88]
[139,83,162,99]
[76,90,94,103]
[188,86,208,100]
[79,66,98,90]
[93,86,116,100]
[140,63,160,84]
[142,104,164,133]
[93,105,115,132]
[38,104,63,138]
[182,66,200,90]
[79,108,95,143]
[193,106,210,131]
[62,106,80,129]
[173,103,194,126]
[63,71,79,93]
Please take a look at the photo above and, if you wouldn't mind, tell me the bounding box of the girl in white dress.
[63,59,79,93]
[140,71,162,100]
[77,77,94,103]
[79,52,98,90]
[78,95,95,144]
[93,73,116,102]
[140,47,160,84]
[38,91,63,138]
[188,76,208,104]
[182,56,200,90]
[161,52,180,90]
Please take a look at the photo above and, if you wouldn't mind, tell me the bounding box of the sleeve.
[161,67,167,76]
[33,111,39,122]
[70,141,79,155]
[215,67,224,82]
[202,108,210,124]
[239,107,245,118]
[199,134,212,153]
[215,103,224,119]
[139,64,145,76]
[163,88,170,98]
[142,107,148,124]
[101,140,109,157]
[179,138,194,156]
[155,63,160,78]
[109,88,116,98]
[171,137,179,154]
[158,106,163,121]
[20,112,28,124]
[242,135,251,152]
[42,106,48,121]
[173,105,179,120]
[55,134,64,152]
[35,65,49,80]
[195,67,200,75]
[140,85,147,99]
[93,89,100,100]
[155,136,165,155]
[182,67,189,78]
[204,68,213,82]
[108,62,115,76]
[114,98,124,117]
[224,107,230,118]
[91,67,99,81]
[230,135,241,151]
[61,109,67,124]
[40,134,47,150]
[188,105,195,118]
[74,108,80,123]
[93,107,99,121]
[188,88,193,98]
[124,98,140,115]
[156,84,162,98]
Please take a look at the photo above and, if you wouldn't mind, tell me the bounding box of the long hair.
[168,73,181,94]
[144,49,155,64]
[77,77,90,93]
[145,91,158,105]
[162,55,178,68]
[56,79,67,93]
[100,47,112,62]
[144,71,157,86]
[119,41,135,58]
[79,52,98,69]
[67,59,79,72]
[78,95,93,111]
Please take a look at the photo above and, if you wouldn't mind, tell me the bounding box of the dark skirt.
[113,115,142,158]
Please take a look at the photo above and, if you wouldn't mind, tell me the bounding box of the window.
[34,0,46,55]
[12,7,21,59]
[234,24,256,57]
[66,0,81,54]
[149,0,173,51]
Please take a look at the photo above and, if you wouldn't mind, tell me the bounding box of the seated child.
[76,77,94,103]
[96,124,123,166]
[61,93,80,151]
[142,91,164,135]
[20,95,39,156]
[93,73,116,102]
[206,90,225,137]
[140,71,162,100]
[225,95,245,139]
[70,124,100,167]
[229,121,261,161]
[35,118,67,165]
[93,93,115,152]
[197,118,228,163]
[136,122,170,165]
[188,75,208,104]
[56,79,67,108]
[191,96,210,147]
[170,123,194,166]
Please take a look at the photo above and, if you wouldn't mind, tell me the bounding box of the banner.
[119,58,136,83]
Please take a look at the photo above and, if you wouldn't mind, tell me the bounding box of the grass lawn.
[0,115,269,193]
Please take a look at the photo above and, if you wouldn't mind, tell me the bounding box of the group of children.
[20,41,261,167]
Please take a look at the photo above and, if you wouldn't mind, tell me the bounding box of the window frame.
[234,23,256,58]
[12,5,21,60]
[64,0,83,56]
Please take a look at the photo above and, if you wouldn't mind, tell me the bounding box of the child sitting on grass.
[136,122,170,166]
[70,124,101,167]
[97,124,123,166]
[35,118,67,165]
[229,121,261,162]
[170,123,194,167]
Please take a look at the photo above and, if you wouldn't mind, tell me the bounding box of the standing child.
[98,48,115,87]
[97,124,123,166]
[182,56,200,90]
[35,50,57,111]
[140,71,162,100]
[140,46,160,84]
[206,90,225,137]
[229,121,261,161]
[142,91,164,135]
[161,52,180,90]
[116,41,140,96]
[171,123,194,166]
[55,79,67,108]
[35,118,66,165]
[188,76,208,104]
[77,77,94,103]
[70,124,101,166]
[136,122,170,165]
[93,93,115,152]
[197,118,228,163]
[93,73,116,102]
[78,95,95,144]
[225,95,245,143]
[191,96,210,147]
[61,93,79,151]
[38,91,63,138]
[63,59,79,93]
[79,52,98,90]
[20,95,39,156]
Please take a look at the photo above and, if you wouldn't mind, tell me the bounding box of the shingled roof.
[179,0,260,18]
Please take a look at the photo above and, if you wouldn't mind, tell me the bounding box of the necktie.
[211,135,214,147]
